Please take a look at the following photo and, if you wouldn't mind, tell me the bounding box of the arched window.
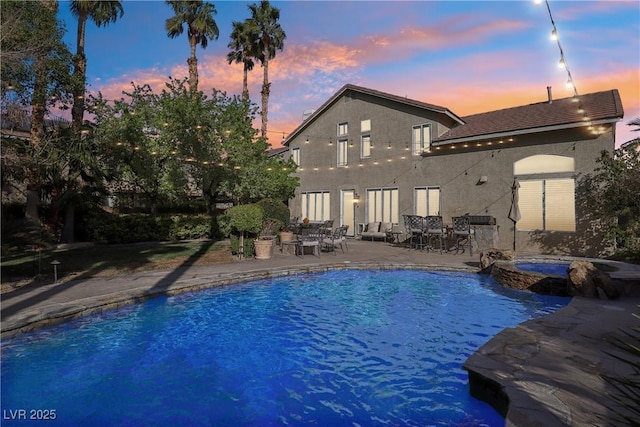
[514,154,574,175]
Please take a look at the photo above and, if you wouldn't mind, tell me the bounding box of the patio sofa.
[361,221,393,242]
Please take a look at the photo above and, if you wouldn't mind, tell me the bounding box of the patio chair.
[425,216,447,253]
[321,225,348,255]
[403,214,425,250]
[452,216,474,256]
[297,223,322,257]
[339,225,349,251]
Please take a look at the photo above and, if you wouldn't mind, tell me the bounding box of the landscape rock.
[480,249,517,270]
[567,260,619,299]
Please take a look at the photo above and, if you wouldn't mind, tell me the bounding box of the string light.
[536,0,594,132]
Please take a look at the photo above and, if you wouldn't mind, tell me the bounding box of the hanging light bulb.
[558,58,566,69]
[550,29,558,41]
[566,79,574,89]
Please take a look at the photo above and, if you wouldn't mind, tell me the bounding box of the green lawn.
[1,240,232,284]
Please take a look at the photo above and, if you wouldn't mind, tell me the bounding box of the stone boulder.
[567,260,619,299]
[479,249,517,271]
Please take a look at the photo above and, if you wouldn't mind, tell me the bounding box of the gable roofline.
[283,84,464,146]
[433,89,624,144]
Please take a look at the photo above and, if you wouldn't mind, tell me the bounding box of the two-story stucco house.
[283,84,624,257]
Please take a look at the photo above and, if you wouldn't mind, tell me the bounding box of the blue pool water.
[1,270,570,426]
[516,262,570,276]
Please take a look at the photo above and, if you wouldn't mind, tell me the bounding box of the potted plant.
[254,219,280,260]
[218,204,263,259]
[256,198,293,250]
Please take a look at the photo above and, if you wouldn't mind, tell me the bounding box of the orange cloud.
[351,17,531,64]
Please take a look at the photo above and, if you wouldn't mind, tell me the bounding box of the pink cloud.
[555,0,638,21]
[350,17,531,63]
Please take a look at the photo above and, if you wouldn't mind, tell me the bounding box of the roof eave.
[433,117,622,146]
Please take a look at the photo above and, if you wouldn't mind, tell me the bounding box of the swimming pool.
[516,262,570,276]
[1,270,570,426]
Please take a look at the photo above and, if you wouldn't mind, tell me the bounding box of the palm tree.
[66,0,123,243]
[165,0,219,93]
[227,20,257,102]
[70,0,124,134]
[247,0,286,138]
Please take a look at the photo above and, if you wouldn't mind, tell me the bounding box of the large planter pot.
[254,239,274,260]
[279,231,294,245]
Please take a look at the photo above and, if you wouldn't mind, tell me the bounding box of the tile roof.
[283,84,624,146]
[434,89,623,143]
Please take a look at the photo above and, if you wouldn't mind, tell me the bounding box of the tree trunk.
[242,62,249,102]
[25,0,58,225]
[64,11,87,244]
[72,13,87,135]
[188,36,198,92]
[25,188,40,222]
[60,204,75,243]
[260,48,269,138]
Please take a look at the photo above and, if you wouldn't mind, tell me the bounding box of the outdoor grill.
[465,215,496,226]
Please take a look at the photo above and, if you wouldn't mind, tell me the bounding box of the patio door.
[341,190,356,237]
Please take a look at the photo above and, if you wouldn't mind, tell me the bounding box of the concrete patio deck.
[2,239,639,426]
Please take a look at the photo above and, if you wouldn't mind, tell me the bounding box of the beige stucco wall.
[288,93,616,257]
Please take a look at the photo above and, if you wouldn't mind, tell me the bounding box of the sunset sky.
[56,0,640,147]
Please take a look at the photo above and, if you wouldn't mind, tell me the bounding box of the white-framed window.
[514,154,575,232]
[291,147,300,165]
[301,191,331,222]
[361,119,372,158]
[338,122,348,136]
[361,134,371,158]
[518,178,575,231]
[412,124,431,155]
[366,188,399,224]
[414,187,441,217]
[337,139,348,167]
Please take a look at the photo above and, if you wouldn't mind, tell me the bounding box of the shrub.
[84,211,213,244]
[256,198,290,231]
[218,204,263,237]
[218,204,264,258]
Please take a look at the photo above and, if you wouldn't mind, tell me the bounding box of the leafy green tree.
[1,0,73,222]
[89,83,187,214]
[227,19,257,102]
[165,0,219,93]
[91,77,298,221]
[583,145,640,261]
[247,0,286,138]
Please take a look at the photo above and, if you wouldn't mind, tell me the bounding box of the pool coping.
[1,262,477,338]
[2,242,639,426]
